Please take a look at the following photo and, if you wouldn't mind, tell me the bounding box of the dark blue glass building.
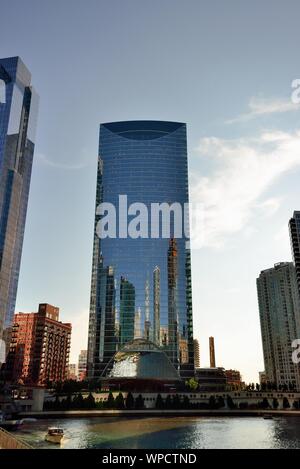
[0,57,38,362]
[88,121,194,379]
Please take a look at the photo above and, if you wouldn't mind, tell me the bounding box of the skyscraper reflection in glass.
[87,121,194,379]
[0,57,38,362]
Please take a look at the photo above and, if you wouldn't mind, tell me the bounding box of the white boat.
[45,427,64,444]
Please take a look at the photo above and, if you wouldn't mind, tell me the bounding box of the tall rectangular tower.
[0,57,38,362]
[87,121,194,379]
[193,338,200,368]
[78,349,87,381]
[209,336,216,368]
[289,211,300,296]
[257,262,300,389]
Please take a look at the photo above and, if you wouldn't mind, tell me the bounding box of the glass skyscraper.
[88,121,194,379]
[289,211,300,297]
[0,57,38,362]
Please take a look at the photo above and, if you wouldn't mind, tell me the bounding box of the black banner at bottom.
[0,449,298,467]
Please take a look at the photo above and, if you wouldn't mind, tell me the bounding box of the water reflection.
[16,416,300,449]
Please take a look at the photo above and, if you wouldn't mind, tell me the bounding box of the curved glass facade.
[105,339,181,381]
[88,121,194,380]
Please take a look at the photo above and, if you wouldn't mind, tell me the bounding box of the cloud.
[190,129,300,248]
[36,152,89,170]
[274,224,290,244]
[226,96,300,124]
[258,197,282,217]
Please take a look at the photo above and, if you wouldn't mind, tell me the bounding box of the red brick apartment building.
[225,369,243,389]
[5,303,71,386]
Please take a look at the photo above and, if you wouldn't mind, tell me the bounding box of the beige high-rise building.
[193,339,200,368]
[78,349,87,381]
[160,326,168,347]
[257,262,300,389]
[134,308,142,339]
[68,363,77,381]
[179,338,189,364]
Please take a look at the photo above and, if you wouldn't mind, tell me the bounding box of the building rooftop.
[101,120,185,140]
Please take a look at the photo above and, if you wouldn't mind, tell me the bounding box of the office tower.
[153,266,160,345]
[134,307,142,339]
[78,349,87,381]
[193,338,200,368]
[168,238,179,365]
[0,57,38,362]
[209,336,216,368]
[94,260,116,369]
[87,121,194,379]
[68,364,77,381]
[289,211,300,295]
[179,337,189,364]
[160,326,168,347]
[119,277,135,346]
[5,303,71,386]
[259,371,267,386]
[144,278,151,340]
[257,262,300,389]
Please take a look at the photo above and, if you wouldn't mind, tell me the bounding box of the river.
[13,415,300,449]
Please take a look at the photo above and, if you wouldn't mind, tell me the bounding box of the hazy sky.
[1,0,300,382]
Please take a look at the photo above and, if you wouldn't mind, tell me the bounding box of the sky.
[1,0,300,383]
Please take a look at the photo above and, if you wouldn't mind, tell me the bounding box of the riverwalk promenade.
[0,427,33,449]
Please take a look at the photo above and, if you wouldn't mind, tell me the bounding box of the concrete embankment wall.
[0,427,33,449]
[19,409,300,419]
